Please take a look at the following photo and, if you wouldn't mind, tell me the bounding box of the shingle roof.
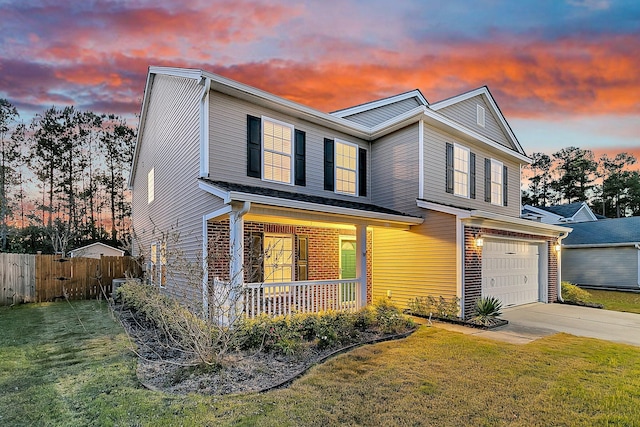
[563,216,640,245]
[200,179,420,219]
[538,202,585,218]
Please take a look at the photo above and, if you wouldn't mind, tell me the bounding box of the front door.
[340,238,357,303]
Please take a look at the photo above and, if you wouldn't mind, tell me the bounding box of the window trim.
[334,139,359,197]
[147,168,154,204]
[453,143,470,199]
[261,116,295,186]
[490,158,504,206]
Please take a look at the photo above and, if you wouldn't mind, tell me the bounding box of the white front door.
[481,239,540,307]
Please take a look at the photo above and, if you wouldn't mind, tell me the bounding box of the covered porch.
[199,180,422,319]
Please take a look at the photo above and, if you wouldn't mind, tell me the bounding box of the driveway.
[429,303,640,346]
[496,303,640,347]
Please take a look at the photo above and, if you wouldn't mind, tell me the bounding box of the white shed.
[68,242,125,259]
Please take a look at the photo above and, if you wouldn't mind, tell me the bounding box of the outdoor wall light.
[555,243,561,252]
[475,236,484,248]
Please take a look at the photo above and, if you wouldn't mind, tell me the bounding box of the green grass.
[587,289,640,314]
[2,301,640,426]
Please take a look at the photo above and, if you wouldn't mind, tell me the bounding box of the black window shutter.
[358,147,367,197]
[296,235,308,281]
[247,115,261,178]
[294,129,306,186]
[503,165,509,206]
[249,233,263,283]
[445,143,454,194]
[324,138,334,191]
[470,152,476,199]
[484,158,491,202]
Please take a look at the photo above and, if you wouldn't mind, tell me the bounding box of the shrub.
[407,295,460,319]
[471,296,503,327]
[373,299,414,334]
[561,281,592,304]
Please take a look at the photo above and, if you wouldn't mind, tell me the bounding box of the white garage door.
[482,239,540,307]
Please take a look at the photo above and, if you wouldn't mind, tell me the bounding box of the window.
[147,168,154,203]
[149,243,157,285]
[263,234,294,284]
[490,159,503,205]
[335,140,358,195]
[477,104,485,127]
[453,144,470,197]
[262,118,294,184]
[247,115,306,185]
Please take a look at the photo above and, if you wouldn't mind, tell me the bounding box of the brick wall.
[463,226,559,318]
[206,220,372,293]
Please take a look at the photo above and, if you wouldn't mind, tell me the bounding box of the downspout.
[556,231,570,302]
[199,77,211,178]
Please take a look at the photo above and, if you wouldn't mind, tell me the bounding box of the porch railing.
[244,279,361,318]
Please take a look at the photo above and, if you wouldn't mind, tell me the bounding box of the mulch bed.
[113,305,415,396]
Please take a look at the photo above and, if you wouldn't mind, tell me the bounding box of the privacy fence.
[0,254,141,306]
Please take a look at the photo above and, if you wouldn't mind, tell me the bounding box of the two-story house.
[130,66,569,319]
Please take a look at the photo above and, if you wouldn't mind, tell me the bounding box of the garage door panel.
[482,239,540,307]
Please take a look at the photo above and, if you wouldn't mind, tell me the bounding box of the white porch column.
[228,201,250,323]
[355,224,367,309]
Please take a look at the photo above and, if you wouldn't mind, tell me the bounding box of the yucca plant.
[472,296,503,326]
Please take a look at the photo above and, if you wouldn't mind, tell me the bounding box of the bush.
[561,281,592,304]
[407,295,460,319]
[471,296,503,327]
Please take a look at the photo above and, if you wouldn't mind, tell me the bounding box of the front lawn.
[587,289,640,314]
[1,300,640,426]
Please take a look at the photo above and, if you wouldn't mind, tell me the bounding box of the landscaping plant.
[561,281,592,304]
[407,295,460,319]
[471,296,503,327]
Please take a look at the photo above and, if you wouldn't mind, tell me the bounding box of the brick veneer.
[463,226,559,318]
[207,220,372,298]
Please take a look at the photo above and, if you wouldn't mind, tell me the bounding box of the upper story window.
[262,118,294,185]
[147,168,154,204]
[490,159,503,205]
[453,144,470,198]
[446,142,476,199]
[335,140,358,195]
[484,158,508,206]
[247,115,306,186]
[324,138,367,197]
[477,104,485,127]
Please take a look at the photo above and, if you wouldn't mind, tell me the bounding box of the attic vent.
[477,104,485,127]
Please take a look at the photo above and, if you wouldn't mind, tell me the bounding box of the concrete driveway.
[429,303,640,346]
[496,303,640,346]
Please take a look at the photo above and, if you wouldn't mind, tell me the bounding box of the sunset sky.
[1,0,639,159]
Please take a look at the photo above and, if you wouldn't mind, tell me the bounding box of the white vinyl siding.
[436,95,513,150]
[208,91,371,203]
[335,140,358,196]
[371,126,420,216]
[131,73,227,305]
[490,159,503,205]
[422,123,521,217]
[454,144,470,198]
[262,117,293,185]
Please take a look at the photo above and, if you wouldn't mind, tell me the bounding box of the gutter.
[556,231,570,302]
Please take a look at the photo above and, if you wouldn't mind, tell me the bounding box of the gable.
[433,95,515,150]
[341,97,423,127]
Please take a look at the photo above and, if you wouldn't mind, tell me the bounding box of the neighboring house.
[130,66,569,319]
[522,202,598,224]
[561,216,640,290]
[68,242,125,259]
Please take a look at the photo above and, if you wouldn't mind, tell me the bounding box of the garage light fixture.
[474,235,484,248]
[555,242,561,252]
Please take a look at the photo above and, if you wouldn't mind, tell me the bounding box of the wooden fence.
[0,254,141,305]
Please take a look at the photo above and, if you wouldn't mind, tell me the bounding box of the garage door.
[482,239,539,307]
